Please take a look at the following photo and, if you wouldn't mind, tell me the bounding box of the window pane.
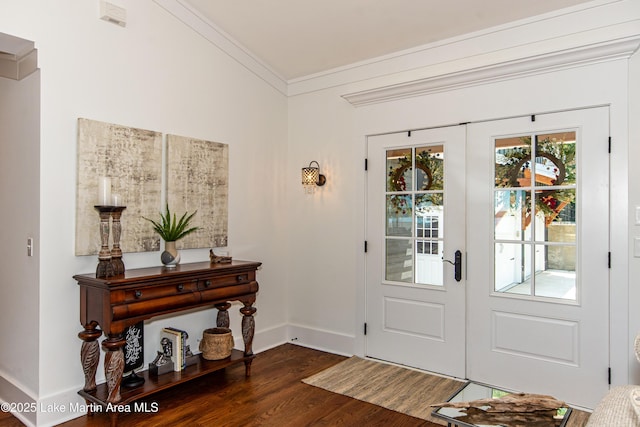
[387,148,412,192]
[416,193,444,238]
[416,240,443,286]
[535,244,576,299]
[536,189,576,243]
[494,190,531,241]
[386,239,413,282]
[415,145,444,190]
[535,132,576,186]
[386,195,412,237]
[495,137,532,188]
[495,243,532,295]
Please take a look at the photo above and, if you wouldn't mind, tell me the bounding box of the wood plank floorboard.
[0,343,590,427]
[0,413,23,427]
[0,344,435,427]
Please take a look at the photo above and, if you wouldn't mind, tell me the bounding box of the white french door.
[466,108,610,408]
[365,126,466,378]
[365,107,610,408]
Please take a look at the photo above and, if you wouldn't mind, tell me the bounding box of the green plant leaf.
[143,203,200,241]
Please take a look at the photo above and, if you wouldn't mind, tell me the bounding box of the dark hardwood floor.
[1,344,439,427]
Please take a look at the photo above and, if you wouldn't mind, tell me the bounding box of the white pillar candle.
[98,177,112,206]
[111,193,124,206]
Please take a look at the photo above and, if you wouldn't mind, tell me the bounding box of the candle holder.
[110,206,126,275]
[95,206,115,279]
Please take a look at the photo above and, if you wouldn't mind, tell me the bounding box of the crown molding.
[153,0,288,96]
[154,0,637,102]
[342,36,640,107]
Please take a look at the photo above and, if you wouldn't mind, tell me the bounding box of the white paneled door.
[366,126,467,378]
[365,108,610,408]
[466,108,609,408]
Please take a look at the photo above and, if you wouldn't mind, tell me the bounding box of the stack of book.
[160,327,191,371]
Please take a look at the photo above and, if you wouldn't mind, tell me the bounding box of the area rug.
[302,356,465,425]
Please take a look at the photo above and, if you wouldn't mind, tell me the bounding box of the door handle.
[442,250,462,282]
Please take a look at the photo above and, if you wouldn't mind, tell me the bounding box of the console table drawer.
[198,272,255,290]
[200,282,258,303]
[120,280,198,303]
[113,292,202,320]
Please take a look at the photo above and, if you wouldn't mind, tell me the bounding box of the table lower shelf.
[79,349,253,408]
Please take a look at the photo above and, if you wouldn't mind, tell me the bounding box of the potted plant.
[143,204,200,267]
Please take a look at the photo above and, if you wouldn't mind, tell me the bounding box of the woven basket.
[199,327,234,360]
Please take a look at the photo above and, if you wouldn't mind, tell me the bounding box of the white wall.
[0,1,288,425]
[2,0,640,424]
[286,88,359,354]
[286,0,640,390]
[0,69,40,426]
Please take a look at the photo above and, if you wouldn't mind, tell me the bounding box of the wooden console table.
[75,260,261,415]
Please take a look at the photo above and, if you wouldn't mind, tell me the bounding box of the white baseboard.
[251,323,289,353]
[0,370,37,427]
[36,387,89,427]
[286,324,356,357]
[233,322,356,357]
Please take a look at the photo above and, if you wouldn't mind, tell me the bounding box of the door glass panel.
[416,145,444,190]
[493,131,577,300]
[537,244,576,299]
[536,132,576,186]
[495,190,531,241]
[387,148,412,192]
[416,194,444,236]
[494,243,531,294]
[386,195,412,236]
[385,144,445,286]
[495,137,532,188]
[385,239,413,282]
[536,189,576,243]
[416,240,443,285]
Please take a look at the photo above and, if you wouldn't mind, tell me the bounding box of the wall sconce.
[301,160,326,194]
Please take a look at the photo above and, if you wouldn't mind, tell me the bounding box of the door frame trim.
[357,102,628,386]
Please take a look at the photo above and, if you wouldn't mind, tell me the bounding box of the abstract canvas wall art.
[166,134,229,250]
[76,118,162,255]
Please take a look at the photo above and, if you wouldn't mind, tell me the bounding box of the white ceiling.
[183,0,596,81]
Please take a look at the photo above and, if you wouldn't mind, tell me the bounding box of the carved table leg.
[102,335,126,404]
[240,302,256,376]
[215,302,231,328]
[78,321,102,393]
